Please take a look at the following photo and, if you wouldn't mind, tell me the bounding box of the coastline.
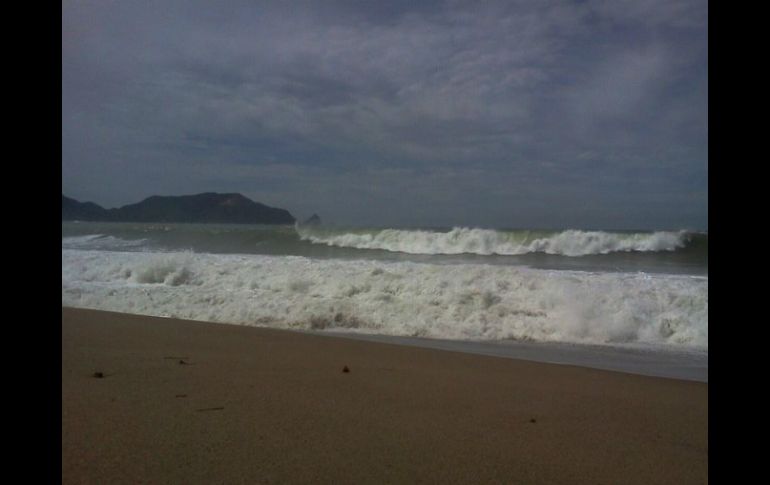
[305,330,708,382]
[62,307,707,483]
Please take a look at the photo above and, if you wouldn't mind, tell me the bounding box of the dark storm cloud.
[62,0,707,229]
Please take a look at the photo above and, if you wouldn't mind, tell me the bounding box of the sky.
[62,0,707,230]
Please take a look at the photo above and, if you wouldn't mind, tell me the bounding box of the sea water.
[62,222,708,381]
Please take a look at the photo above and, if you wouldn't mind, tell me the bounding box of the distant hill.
[62,195,108,221]
[62,193,295,224]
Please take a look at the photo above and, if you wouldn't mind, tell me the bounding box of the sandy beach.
[62,307,707,484]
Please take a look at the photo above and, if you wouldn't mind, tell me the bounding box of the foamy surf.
[62,234,150,250]
[62,249,707,350]
[296,226,689,257]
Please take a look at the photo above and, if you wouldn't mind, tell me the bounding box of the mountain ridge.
[62,193,295,224]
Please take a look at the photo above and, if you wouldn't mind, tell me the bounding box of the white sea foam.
[62,234,149,250]
[62,249,708,349]
[296,226,688,256]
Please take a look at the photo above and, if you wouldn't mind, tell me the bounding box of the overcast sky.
[62,0,707,230]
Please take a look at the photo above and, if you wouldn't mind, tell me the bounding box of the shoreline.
[62,305,707,382]
[304,329,707,382]
[62,307,707,484]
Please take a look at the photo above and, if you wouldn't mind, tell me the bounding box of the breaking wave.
[62,249,707,350]
[296,226,689,257]
[62,234,149,250]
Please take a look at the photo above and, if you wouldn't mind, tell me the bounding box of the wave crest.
[296,226,688,257]
[62,234,149,250]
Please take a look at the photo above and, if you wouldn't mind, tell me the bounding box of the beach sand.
[62,307,707,484]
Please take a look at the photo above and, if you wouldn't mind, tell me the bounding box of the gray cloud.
[62,0,707,229]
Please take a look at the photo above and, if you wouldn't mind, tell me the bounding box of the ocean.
[62,222,708,381]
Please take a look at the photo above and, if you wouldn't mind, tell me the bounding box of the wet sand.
[62,307,708,484]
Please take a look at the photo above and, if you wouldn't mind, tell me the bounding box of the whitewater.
[62,222,707,357]
[295,225,690,257]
